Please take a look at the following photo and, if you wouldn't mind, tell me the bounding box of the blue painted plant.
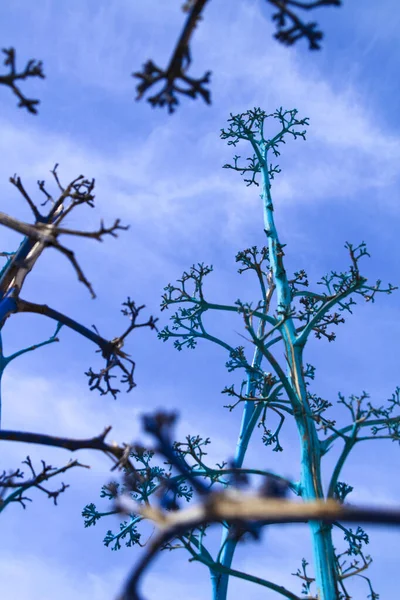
[84,108,399,600]
[0,165,157,506]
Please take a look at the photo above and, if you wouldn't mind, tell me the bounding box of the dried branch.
[15,297,157,398]
[0,208,127,299]
[0,167,158,397]
[2,166,98,299]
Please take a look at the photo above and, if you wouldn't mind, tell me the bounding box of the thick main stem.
[261,163,338,600]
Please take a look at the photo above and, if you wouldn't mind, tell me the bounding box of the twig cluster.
[0,456,88,510]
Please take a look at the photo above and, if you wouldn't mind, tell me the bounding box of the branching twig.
[0,456,88,510]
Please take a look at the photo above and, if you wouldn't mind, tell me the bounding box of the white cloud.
[201,1,400,203]
[0,552,208,600]
[1,0,399,252]
[0,554,123,600]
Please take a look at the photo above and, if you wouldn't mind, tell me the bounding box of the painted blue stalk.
[260,151,338,600]
[0,298,18,428]
[207,559,303,600]
[0,295,18,326]
[0,237,36,292]
[214,343,265,599]
[0,331,5,428]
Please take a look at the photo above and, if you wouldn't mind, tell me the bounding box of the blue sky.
[0,1,400,598]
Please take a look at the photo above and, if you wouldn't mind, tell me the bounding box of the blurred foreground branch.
[0,47,44,113]
[133,0,341,112]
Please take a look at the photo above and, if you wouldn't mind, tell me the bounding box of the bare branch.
[0,427,136,473]
[0,167,129,302]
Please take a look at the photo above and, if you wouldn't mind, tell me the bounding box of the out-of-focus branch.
[0,427,137,473]
[133,0,341,112]
[133,0,211,113]
[0,48,45,113]
[115,492,400,600]
[269,0,341,49]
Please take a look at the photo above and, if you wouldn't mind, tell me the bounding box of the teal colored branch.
[105,516,143,550]
[236,402,265,461]
[204,301,277,326]
[163,326,237,355]
[321,415,400,454]
[292,290,328,301]
[260,112,338,598]
[357,434,399,441]
[197,325,238,354]
[4,321,63,365]
[171,467,299,496]
[138,107,398,600]
[180,532,215,564]
[165,297,278,327]
[259,317,287,343]
[269,402,294,415]
[264,334,284,348]
[0,321,62,426]
[327,440,356,499]
[192,554,303,600]
[215,338,265,598]
[179,535,220,598]
[95,509,119,519]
